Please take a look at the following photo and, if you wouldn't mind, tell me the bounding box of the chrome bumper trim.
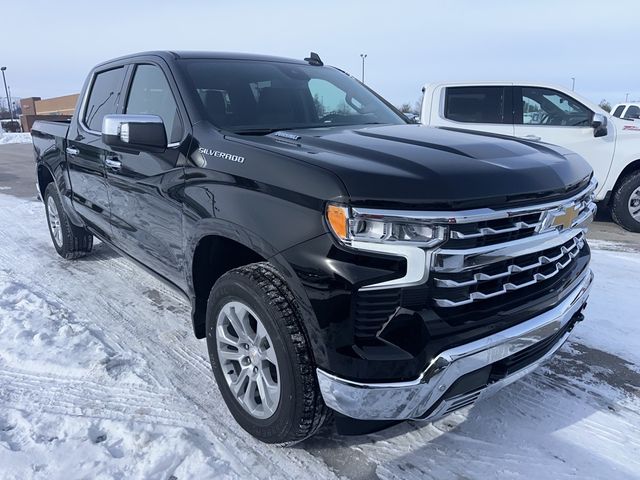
[317,268,593,421]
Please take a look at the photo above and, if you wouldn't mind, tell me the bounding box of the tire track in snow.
[0,196,338,480]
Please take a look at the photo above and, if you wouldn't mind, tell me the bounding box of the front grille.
[445,187,595,249]
[448,212,542,249]
[433,232,586,307]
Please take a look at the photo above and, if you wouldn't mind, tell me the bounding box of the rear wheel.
[44,183,93,259]
[611,171,640,232]
[205,262,330,444]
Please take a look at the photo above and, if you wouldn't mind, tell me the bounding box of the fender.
[37,160,86,229]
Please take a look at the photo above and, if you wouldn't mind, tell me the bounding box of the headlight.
[326,204,447,247]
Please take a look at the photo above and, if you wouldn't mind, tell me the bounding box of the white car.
[611,102,640,119]
[420,82,640,231]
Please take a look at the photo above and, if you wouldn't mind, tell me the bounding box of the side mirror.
[102,114,167,153]
[592,113,608,138]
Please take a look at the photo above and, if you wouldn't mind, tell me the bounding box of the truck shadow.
[300,343,640,479]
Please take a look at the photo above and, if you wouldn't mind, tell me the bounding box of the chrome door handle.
[105,157,122,171]
[524,135,541,141]
[66,147,80,157]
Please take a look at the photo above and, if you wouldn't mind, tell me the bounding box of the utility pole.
[1,67,14,123]
[360,54,367,83]
[571,77,575,91]
[7,86,13,118]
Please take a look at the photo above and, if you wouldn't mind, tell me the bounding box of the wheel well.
[191,235,265,338]
[609,159,640,204]
[37,165,54,198]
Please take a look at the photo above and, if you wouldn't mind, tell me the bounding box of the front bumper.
[317,268,593,421]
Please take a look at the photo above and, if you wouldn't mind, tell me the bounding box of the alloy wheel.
[216,301,281,419]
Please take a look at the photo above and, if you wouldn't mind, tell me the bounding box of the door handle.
[66,147,80,157]
[105,157,122,171]
[523,135,541,141]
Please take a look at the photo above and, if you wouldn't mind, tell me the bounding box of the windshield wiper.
[231,126,305,135]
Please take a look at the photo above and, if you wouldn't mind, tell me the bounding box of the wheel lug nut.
[242,357,250,366]
[253,366,258,374]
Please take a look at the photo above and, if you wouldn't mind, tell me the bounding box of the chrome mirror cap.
[101,114,167,152]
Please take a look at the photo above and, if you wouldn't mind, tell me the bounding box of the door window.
[612,105,625,118]
[308,79,358,118]
[84,67,126,132]
[625,105,640,119]
[444,86,510,124]
[126,64,182,143]
[520,87,591,126]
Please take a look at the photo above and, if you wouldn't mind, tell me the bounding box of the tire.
[205,262,330,444]
[44,183,93,259]
[611,171,640,233]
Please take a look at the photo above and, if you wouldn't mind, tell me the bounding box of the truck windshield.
[180,59,406,133]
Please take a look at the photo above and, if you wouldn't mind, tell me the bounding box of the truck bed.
[32,119,71,140]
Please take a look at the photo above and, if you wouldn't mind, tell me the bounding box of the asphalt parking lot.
[2,143,637,251]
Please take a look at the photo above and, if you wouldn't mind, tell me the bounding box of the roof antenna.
[304,52,323,66]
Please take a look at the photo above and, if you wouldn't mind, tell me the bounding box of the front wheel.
[205,262,330,444]
[44,183,93,259]
[611,171,640,232]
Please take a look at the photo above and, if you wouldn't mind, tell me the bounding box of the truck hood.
[230,124,593,209]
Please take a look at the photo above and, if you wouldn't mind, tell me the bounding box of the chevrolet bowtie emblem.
[551,207,579,230]
[538,205,579,232]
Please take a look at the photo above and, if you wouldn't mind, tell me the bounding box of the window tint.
[126,64,182,143]
[84,67,125,131]
[612,105,625,118]
[308,79,358,117]
[521,87,591,126]
[444,86,508,124]
[182,59,405,132]
[625,105,640,119]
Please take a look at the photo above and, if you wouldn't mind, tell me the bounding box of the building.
[20,93,79,132]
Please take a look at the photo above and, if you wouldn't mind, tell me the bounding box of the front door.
[513,86,615,195]
[67,66,127,240]
[105,63,187,284]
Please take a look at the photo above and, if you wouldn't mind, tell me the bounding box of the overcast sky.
[3,0,639,108]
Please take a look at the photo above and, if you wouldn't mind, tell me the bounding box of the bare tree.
[599,99,612,112]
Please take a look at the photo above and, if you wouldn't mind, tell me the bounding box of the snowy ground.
[0,131,31,145]
[0,193,639,480]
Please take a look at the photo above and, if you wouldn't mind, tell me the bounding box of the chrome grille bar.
[435,233,585,288]
[449,219,541,240]
[433,233,586,307]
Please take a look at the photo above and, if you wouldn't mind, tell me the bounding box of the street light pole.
[1,67,14,123]
[571,77,575,91]
[360,54,367,83]
[626,93,630,102]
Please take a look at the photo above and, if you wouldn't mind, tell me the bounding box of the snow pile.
[0,193,638,479]
[0,131,31,145]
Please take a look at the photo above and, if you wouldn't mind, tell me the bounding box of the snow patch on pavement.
[0,193,638,479]
[0,131,31,145]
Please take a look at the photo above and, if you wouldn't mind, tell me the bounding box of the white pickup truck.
[420,82,640,231]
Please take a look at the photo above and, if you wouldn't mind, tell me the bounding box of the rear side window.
[84,67,125,132]
[612,105,625,118]
[125,64,182,143]
[444,86,509,124]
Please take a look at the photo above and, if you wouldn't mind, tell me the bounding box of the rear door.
[67,66,127,239]
[105,61,187,284]
[513,86,615,190]
[432,85,515,136]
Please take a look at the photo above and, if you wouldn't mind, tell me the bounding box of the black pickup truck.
[32,51,596,444]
